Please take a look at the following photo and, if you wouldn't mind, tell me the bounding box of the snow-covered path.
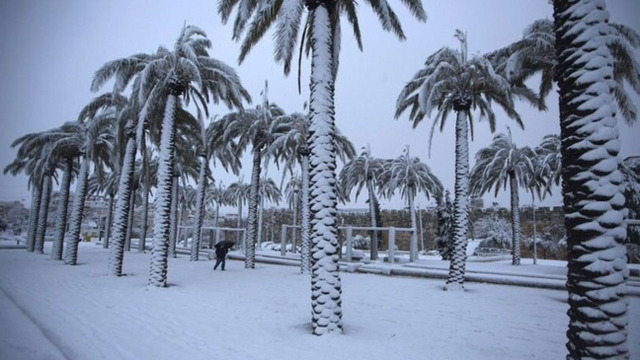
[1,243,638,359]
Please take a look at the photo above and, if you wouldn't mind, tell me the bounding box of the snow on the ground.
[1,242,639,360]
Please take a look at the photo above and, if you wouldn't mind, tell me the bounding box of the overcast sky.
[1,0,639,214]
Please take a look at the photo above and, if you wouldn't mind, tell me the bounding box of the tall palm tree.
[257,177,283,250]
[469,130,536,265]
[339,145,386,261]
[63,113,114,265]
[552,1,630,356]
[496,17,640,124]
[380,146,443,261]
[221,84,283,269]
[219,0,426,335]
[128,25,250,287]
[138,144,158,253]
[396,30,524,290]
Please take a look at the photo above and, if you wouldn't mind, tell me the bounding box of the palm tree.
[535,134,561,194]
[257,177,283,250]
[138,144,158,253]
[126,24,250,287]
[339,145,386,261]
[221,84,283,269]
[227,178,251,243]
[552,1,630,356]
[496,17,640,123]
[284,175,302,254]
[469,130,536,265]
[396,30,525,290]
[270,111,355,271]
[219,0,426,335]
[380,146,443,261]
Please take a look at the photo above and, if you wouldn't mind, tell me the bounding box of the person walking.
[213,241,232,271]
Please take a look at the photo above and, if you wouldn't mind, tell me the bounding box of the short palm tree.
[339,145,386,261]
[227,178,251,243]
[396,30,524,290]
[552,1,630,356]
[380,146,443,261]
[219,0,426,335]
[122,24,250,287]
[270,111,355,271]
[469,130,536,265]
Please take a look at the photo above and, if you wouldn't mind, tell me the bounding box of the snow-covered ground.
[1,242,639,360]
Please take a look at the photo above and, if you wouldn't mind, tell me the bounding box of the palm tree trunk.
[64,157,90,265]
[445,110,470,290]
[300,154,311,273]
[245,149,261,269]
[52,158,72,260]
[190,155,208,261]
[27,180,43,252]
[553,1,629,357]
[103,194,114,249]
[408,188,418,261]
[367,180,379,260]
[149,94,178,287]
[169,174,179,258]
[34,174,52,254]
[509,173,521,265]
[108,125,136,276]
[291,190,299,253]
[308,3,342,335]
[125,189,136,252]
[257,194,264,250]
[139,187,149,252]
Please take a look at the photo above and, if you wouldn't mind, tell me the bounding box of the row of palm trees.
[4,0,638,353]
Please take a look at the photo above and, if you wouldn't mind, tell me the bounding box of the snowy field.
[1,242,639,360]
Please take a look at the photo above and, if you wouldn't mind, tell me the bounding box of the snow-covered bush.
[351,234,370,250]
[475,215,511,249]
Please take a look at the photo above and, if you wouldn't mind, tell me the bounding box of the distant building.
[470,197,484,210]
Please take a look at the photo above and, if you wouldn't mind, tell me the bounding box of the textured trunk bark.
[445,110,470,290]
[27,181,43,252]
[125,188,136,252]
[190,155,208,261]
[300,155,311,273]
[34,174,52,254]
[103,194,114,249]
[291,190,299,253]
[308,4,342,335]
[64,157,90,265]
[509,173,521,265]
[149,94,178,287]
[168,175,179,258]
[257,194,264,250]
[245,148,261,269]
[108,128,136,276]
[553,1,629,357]
[139,188,149,252]
[52,159,72,260]
[367,180,379,260]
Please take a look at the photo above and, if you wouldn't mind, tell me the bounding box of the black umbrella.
[214,240,235,249]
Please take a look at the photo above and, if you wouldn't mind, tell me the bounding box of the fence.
[177,226,246,252]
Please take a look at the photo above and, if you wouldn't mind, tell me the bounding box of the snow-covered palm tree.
[339,145,386,261]
[270,112,354,271]
[496,17,640,123]
[219,0,426,335]
[535,134,561,194]
[227,178,251,244]
[552,1,630,356]
[469,130,536,266]
[117,24,250,287]
[380,146,443,261]
[63,114,114,265]
[396,30,524,290]
[221,85,283,268]
[284,174,302,253]
[257,177,283,249]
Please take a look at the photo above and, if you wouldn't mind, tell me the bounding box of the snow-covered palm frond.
[239,0,283,64]
[380,146,442,200]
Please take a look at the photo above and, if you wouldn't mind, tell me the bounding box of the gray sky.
[1,0,639,213]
